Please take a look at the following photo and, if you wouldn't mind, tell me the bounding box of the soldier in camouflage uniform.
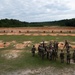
[46,46,49,59]
[31,45,36,57]
[66,51,71,64]
[55,41,59,52]
[51,46,56,60]
[54,41,58,58]
[72,50,75,63]
[48,41,52,60]
[38,44,42,56]
[41,47,46,60]
[49,49,52,60]
[64,40,70,52]
[42,41,45,48]
[60,50,64,63]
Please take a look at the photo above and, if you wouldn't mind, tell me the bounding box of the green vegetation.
[0,18,75,27]
[0,35,75,72]
[0,35,75,43]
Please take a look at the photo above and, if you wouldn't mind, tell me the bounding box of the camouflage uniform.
[72,50,75,63]
[66,51,71,64]
[53,41,58,58]
[38,45,42,56]
[42,41,45,48]
[49,49,53,60]
[64,40,70,52]
[60,50,64,63]
[52,49,55,60]
[56,41,59,52]
[31,45,36,57]
[46,46,49,59]
[41,47,46,60]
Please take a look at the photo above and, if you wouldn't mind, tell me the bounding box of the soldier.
[66,51,71,64]
[42,41,45,48]
[48,41,52,51]
[49,49,53,60]
[54,41,58,58]
[60,50,64,63]
[53,40,56,51]
[41,47,46,60]
[31,45,36,57]
[72,50,75,63]
[56,41,59,52]
[64,40,70,52]
[49,41,52,47]
[38,44,41,56]
[54,51,58,60]
[52,49,55,60]
[64,40,68,47]
[51,46,56,60]
[46,46,50,59]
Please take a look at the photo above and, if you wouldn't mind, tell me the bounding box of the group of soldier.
[31,40,75,64]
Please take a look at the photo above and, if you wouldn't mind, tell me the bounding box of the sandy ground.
[0,40,75,60]
[0,41,75,50]
[0,33,75,36]
[0,27,75,75]
[0,27,75,36]
[0,41,32,49]
[0,41,75,75]
[1,66,75,75]
[1,50,23,59]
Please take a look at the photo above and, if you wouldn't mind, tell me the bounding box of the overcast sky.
[0,0,75,22]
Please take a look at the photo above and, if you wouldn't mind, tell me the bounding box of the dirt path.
[1,67,75,75]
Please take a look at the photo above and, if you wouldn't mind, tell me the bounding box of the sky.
[0,0,75,22]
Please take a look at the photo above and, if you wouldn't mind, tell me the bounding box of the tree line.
[0,18,75,27]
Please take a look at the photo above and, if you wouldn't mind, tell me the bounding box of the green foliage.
[0,18,75,27]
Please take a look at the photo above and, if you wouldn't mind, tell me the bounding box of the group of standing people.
[31,40,75,64]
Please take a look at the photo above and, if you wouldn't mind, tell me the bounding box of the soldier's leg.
[62,58,64,63]
[32,52,33,56]
[50,54,52,60]
[32,53,34,57]
[63,58,64,63]
[53,55,54,60]
[54,54,56,61]
[74,59,75,63]
[42,53,44,60]
[69,59,70,64]
[67,59,68,64]
[33,52,35,57]
[61,59,63,63]
[47,52,49,59]
[60,59,62,63]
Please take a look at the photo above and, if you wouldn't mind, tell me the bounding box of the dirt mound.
[1,50,23,59]
[0,27,75,36]
[5,42,11,47]
[58,42,64,49]
[11,41,16,44]
[0,41,11,48]
[35,43,40,48]
[14,41,32,49]
[15,43,25,49]
[70,45,75,49]
[0,42,4,48]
